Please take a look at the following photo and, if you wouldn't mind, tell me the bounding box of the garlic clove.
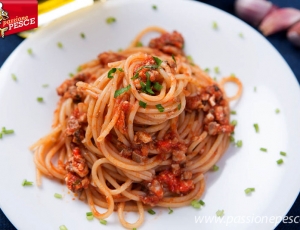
[235,0,274,26]
[287,21,300,47]
[259,8,300,36]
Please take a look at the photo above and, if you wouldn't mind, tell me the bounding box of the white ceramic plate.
[1,0,300,229]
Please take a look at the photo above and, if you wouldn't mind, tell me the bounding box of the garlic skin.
[259,8,300,36]
[235,0,273,26]
[287,21,300,47]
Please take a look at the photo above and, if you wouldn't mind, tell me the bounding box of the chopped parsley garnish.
[254,86,257,92]
[236,140,243,148]
[153,82,162,91]
[275,108,280,114]
[131,65,158,80]
[152,5,157,10]
[57,42,63,48]
[1,127,14,135]
[230,120,237,126]
[54,193,62,199]
[231,73,236,78]
[199,200,205,206]
[153,56,163,66]
[106,17,116,24]
[187,55,194,64]
[27,48,33,55]
[155,104,164,112]
[114,84,131,98]
[136,41,143,47]
[253,123,259,133]
[77,66,82,72]
[0,133,2,139]
[244,188,255,194]
[277,159,284,165]
[22,179,33,186]
[260,148,267,152]
[212,21,218,30]
[145,73,155,95]
[280,151,287,156]
[172,54,176,65]
[59,225,68,230]
[37,97,44,102]
[69,73,74,78]
[191,200,201,209]
[11,74,17,81]
[230,110,236,115]
[214,66,220,74]
[148,209,156,215]
[168,207,173,214]
[100,219,107,225]
[216,210,224,217]
[212,165,219,171]
[80,32,85,39]
[86,212,94,220]
[42,84,49,88]
[229,135,235,143]
[239,33,244,38]
[204,68,210,73]
[139,100,147,108]
[108,68,117,79]
[177,103,181,110]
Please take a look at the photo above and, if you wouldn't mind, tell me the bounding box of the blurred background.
[0,0,299,229]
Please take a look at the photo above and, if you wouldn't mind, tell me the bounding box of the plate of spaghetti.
[1,0,300,230]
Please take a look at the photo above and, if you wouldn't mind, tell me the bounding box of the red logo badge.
[0,0,38,38]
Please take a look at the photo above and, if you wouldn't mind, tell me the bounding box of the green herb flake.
[254,86,257,92]
[236,140,243,148]
[172,54,176,64]
[156,104,164,112]
[114,85,131,98]
[280,151,287,156]
[168,207,173,214]
[132,72,139,80]
[152,5,157,10]
[253,123,259,133]
[260,148,267,152]
[22,179,33,186]
[69,73,74,78]
[187,55,194,64]
[54,193,62,199]
[204,68,210,73]
[214,66,220,74]
[153,56,163,66]
[191,200,201,209]
[100,219,107,225]
[27,48,33,55]
[244,187,255,194]
[216,210,224,217]
[229,135,235,143]
[178,103,181,110]
[80,32,85,39]
[108,68,117,79]
[145,73,155,95]
[0,132,2,139]
[133,228,137,230]
[275,108,280,114]
[199,200,205,206]
[239,33,244,38]
[11,74,17,81]
[212,165,219,172]
[59,225,68,230]
[148,209,156,215]
[230,110,236,115]
[212,21,218,30]
[136,41,143,47]
[277,159,284,165]
[153,82,162,91]
[77,66,82,72]
[42,84,49,88]
[2,127,14,135]
[57,42,63,48]
[139,101,147,108]
[106,17,116,24]
[230,120,237,126]
[37,97,44,102]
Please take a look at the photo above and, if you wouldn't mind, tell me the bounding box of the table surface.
[0,0,299,229]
